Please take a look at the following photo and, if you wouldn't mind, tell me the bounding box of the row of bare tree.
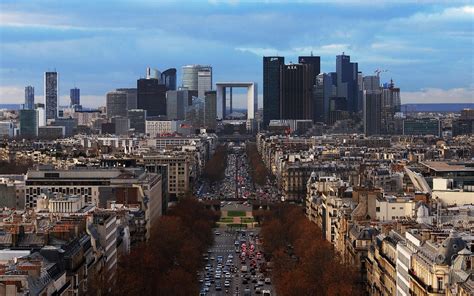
[202,145,228,184]
[246,142,269,186]
[106,198,217,296]
[260,204,362,296]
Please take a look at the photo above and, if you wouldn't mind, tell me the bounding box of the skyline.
[0,0,473,108]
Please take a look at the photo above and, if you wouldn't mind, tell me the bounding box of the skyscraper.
[363,76,382,136]
[44,72,58,120]
[298,55,321,79]
[116,88,138,110]
[127,109,147,134]
[204,91,217,130]
[161,68,177,91]
[182,65,212,97]
[106,91,128,118]
[263,56,285,127]
[70,87,80,107]
[166,89,188,120]
[137,78,167,117]
[24,86,35,110]
[280,63,314,120]
[198,69,212,98]
[336,54,359,113]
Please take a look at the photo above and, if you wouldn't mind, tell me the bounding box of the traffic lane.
[208,232,239,295]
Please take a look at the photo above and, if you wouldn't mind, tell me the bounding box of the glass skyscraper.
[336,54,359,113]
[70,87,80,107]
[44,72,58,120]
[263,56,284,127]
[24,86,35,110]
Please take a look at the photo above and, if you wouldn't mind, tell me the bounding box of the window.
[437,277,443,290]
[376,207,380,212]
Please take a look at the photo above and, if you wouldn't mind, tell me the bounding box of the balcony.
[409,269,445,295]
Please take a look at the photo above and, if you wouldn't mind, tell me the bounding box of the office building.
[146,67,160,80]
[106,91,128,118]
[403,118,441,137]
[38,126,65,139]
[0,121,14,138]
[24,86,35,110]
[336,54,359,113]
[146,120,180,138]
[19,109,38,138]
[161,68,177,91]
[298,55,321,79]
[44,71,58,120]
[364,90,382,136]
[70,87,80,107]
[204,91,217,129]
[52,118,78,137]
[111,117,130,135]
[35,103,46,127]
[280,63,314,120]
[128,109,147,134]
[137,78,167,117]
[182,65,212,96]
[197,69,212,98]
[363,75,380,91]
[381,80,401,134]
[263,56,285,127]
[116,88,138,110]
[166,89,188,120]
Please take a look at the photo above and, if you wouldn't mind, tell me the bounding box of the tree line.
[95,197,218,296]
[260,204,362,296]
[246,142,270,186]
[202,145,228,184]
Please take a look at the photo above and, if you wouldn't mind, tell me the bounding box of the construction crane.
[374,69,388,78]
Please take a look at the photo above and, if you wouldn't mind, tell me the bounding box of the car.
[215,231,221,235]
[205,281,211,287]
[216,285,222,291]
[264,278,271,284]
[224,281,230,287]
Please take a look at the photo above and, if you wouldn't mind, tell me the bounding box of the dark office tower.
[44,72,58,120]
[70,87,80,107]
[116,88,137,110]
[137,78,167,117]
[298,55,321,79]
[280,63,314,120]
[204,91,217,130]
[161,68,177,91]
[128,109,147,134]
[364,90,382,136]
[313,73,333,123]
[263,56,285,127]
[24,86,35,110]
[106,91,128,118]
[336,54,359,113]
[19,109,38,138]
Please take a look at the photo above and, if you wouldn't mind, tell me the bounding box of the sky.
[0,0,473,108]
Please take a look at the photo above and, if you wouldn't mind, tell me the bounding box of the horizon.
[1,1,473,108]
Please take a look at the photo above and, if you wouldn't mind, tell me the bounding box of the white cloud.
[402,87,474,104]
[235,43,350,57]
[0,86,24,104]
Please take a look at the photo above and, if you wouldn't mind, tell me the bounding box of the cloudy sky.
[0,0,473,108]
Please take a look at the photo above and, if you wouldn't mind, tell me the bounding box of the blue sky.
[0,0,473,108]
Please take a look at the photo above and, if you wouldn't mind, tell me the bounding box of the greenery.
[227,223,247,228]
[226,210,246,217]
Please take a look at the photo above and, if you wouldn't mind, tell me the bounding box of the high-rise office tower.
[161,68,177,91]
[280,63,314,120]
[364,92,382,136]
[166,89,188,120]
[336,54,359,113]
[106,91,128,118]
[204,91,217,129]
[70,87,80,107]
[19,109,38,137]
[198,69,212,98]
[182,65,212,96]
[146,67,161,80]
[298,55,321,79]
[363,75,380,91]
[24,86,35,110]
[314,73,333,123]
[263,56,285,127]
[44,72,58,120]
[137,78,167,117]
[116,88,138,110]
